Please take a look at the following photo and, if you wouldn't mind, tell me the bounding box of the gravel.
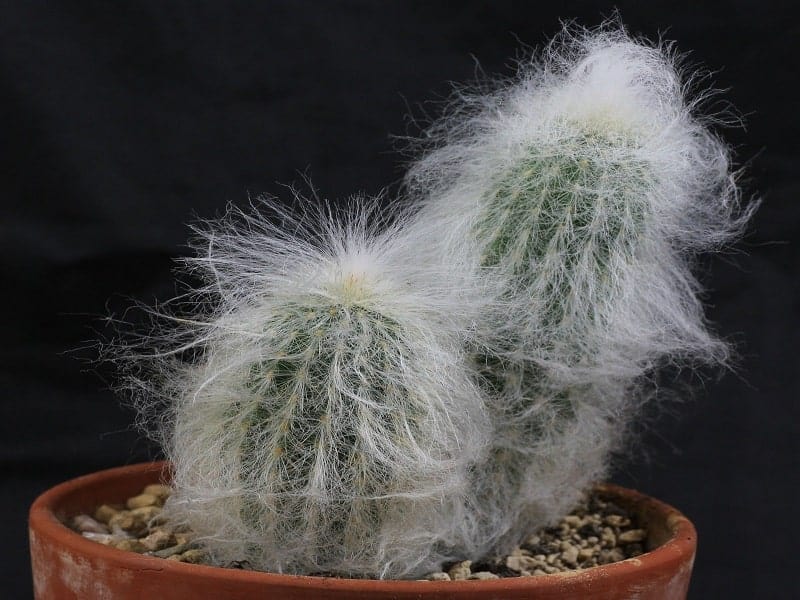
[69,485,646,577]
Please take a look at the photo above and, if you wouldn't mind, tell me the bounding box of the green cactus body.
[473,127,651,538]
[227,299,430,574]
[479,129,648,322]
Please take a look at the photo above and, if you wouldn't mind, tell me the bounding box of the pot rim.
[29,461,696,593]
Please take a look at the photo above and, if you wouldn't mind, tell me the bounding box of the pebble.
[426,572,451,581]
[108,507,160,538]
[143,484,172,502]
[180,549,206,564]
[601,527,617,547]
[153,542,196,559]
[598,548,625,565]
[468,572,499,580]
[617,529,646,544]
[127,493,161,510]
[140,529,175,552]
[578,547,595,561]
[605,514,630,528]
[563,515,582,528]
[447,560,472,580]
[93,504,120,524]
[561,544,579,567]
[80,532,117,545]
[506,554,540,572]
[72,515,108,534]
[111,539,148,553]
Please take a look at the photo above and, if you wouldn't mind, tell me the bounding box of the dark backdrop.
[2,2,797,598]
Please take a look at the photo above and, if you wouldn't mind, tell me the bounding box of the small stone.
[109,506,160,536]
[563,515,582,528]
[180,549,206,564]
[81,532,116,545]
[142,484,172,501]
[426,572,451,581]
[108,511,143,536]
[93,504,120,524]
[524,535,540,546]
[601,527,616,547]
[578,547,595,561]
[562,545,580,567]
[448,560,472,580]
[618,529,646,544]
[111,539,147,553]
[598,548,625,565]
[506,555,524,572]
[140,529,175,552]
[153,542,194,559]
[532,568,548,576]
[506,554,539,572]
[543,565,559,575]
[468,572,499,580]
[130,505,162,522]
[126,493,160,510]
[72,514,109,534]
[174,531,195,546]
[605,514,630,528]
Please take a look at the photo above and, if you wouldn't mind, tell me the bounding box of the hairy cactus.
[405,24,754,553]
[118,22,755,580]
[127,198,491,578]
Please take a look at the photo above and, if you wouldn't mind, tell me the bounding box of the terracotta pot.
[29,461,696,599]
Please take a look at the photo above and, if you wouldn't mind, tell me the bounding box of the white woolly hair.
[403,22,755,554]
[122,193,494,578]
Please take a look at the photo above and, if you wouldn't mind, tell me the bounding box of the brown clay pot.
[30,461,696,599]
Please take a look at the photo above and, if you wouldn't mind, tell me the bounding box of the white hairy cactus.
[127,196,492,578]
[116,21,756,580]
[405,23,754,554]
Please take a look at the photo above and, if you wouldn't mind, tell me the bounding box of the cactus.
[130,198,491,578]
[405,25,753,554]
[119,22,755,580]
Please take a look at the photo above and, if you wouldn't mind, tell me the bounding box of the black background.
[2,2,797,598]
